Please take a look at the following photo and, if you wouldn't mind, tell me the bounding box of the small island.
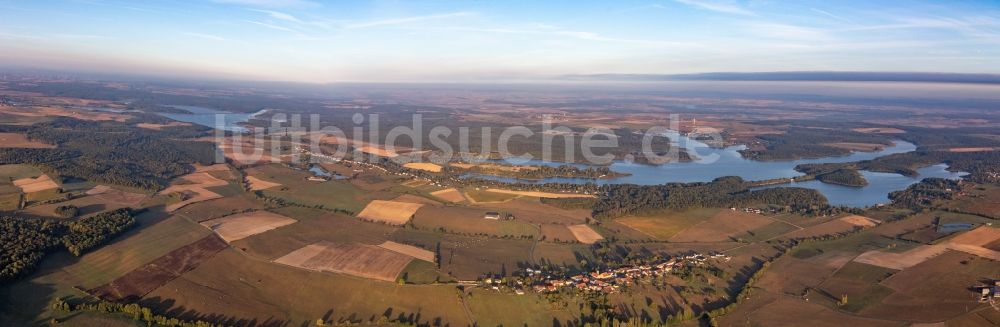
[816,168,869,187]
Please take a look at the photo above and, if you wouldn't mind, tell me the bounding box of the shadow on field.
[139,296,286,327]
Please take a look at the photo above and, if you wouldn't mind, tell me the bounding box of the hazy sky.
[1,0,998,82]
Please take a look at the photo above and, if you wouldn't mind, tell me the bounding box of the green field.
[51,211,210,289]
[465,189,519,203]
[141,249,472,326]
[791,231,913,259]
[0,164,43,180]
[398,260,454,284]
[614,208,720,240]
[249,164,382,213]
[466,289,580,327]
[739,220,801,242]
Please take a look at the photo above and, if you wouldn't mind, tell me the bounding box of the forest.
[739,127,893,161]
[888,178,964,209]
[592,177,828,218]
[0,208,136,282]
[0,118,216,191]
[815,169,868,187]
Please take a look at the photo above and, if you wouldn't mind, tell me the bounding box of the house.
[484,212,500,220]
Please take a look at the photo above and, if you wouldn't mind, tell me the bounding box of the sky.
[1,0,999,82]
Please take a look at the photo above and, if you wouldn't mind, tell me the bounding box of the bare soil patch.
[0,132,54,148]
[274,241,413,281]
[357,200,423,225]
[378,241,435,263]
[13,174,59,193]
[947,226,1000,247]
[430,188,466,202]
[947,147,998,152]
[402,162,442,172]
[567,224,604,244]
[89,234,228,302]
[160,172,230,212]
[392,194,441,205]
[854,245,948,270]
[200,211,298,242]
[245,175,281,191]
[839,215,881,228]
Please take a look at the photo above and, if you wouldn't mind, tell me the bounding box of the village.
[479,252,733,295]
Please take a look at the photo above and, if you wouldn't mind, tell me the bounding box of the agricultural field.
[942,184,1000,218]
[357,200,424,225]
[22,188,146,218]
[141,249,471,326]
[429,188,466,202]
[158,171,230,212]
[247,164,382,213]
[614,208,720,240]
[411,205,537,238]
[402,162,442,172]
[669,209,774,242]
[468,196,591,225]
[566,224,604,244]
[274,241,414,282]
[464,189,519,203]
[89,235,229,301]
[230,208,399,260]
[200,210,298,242]
[0,132,54,148]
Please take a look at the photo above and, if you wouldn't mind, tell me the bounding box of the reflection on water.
[755,164,966,207]
[466,133,966,207]
[155,105,265,133]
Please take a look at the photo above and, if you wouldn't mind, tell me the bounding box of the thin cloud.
[810,8,856,24]
[245,20,297,32]
[212,0,318,9]
[674,0,755,16]
[249,9,302,23]
[346,12,475,29]
[184,32,226,41]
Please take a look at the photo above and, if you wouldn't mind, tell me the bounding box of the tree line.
[0,208,136,282]
[0,118,216,191]
[592,177,828,218]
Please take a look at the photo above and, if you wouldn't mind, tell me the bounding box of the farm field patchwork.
[669,209,774,242]
[200,210,298,242]
[274,241,413,281]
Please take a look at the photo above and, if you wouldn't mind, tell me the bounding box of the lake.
[155,105,266,133]
[465,134,967,207]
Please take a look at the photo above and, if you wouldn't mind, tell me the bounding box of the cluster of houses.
[731,207,775,215]
[977,281,1000,303]
[480,252,732,295]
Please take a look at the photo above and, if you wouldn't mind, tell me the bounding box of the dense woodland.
[889,178,963,209]
[0,118,216,191]
[0,208,136,282]
[740,127,893,161]
[592,177,828,218]
[815,169,868,187]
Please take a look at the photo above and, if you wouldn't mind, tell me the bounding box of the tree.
[54,205,79,218]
